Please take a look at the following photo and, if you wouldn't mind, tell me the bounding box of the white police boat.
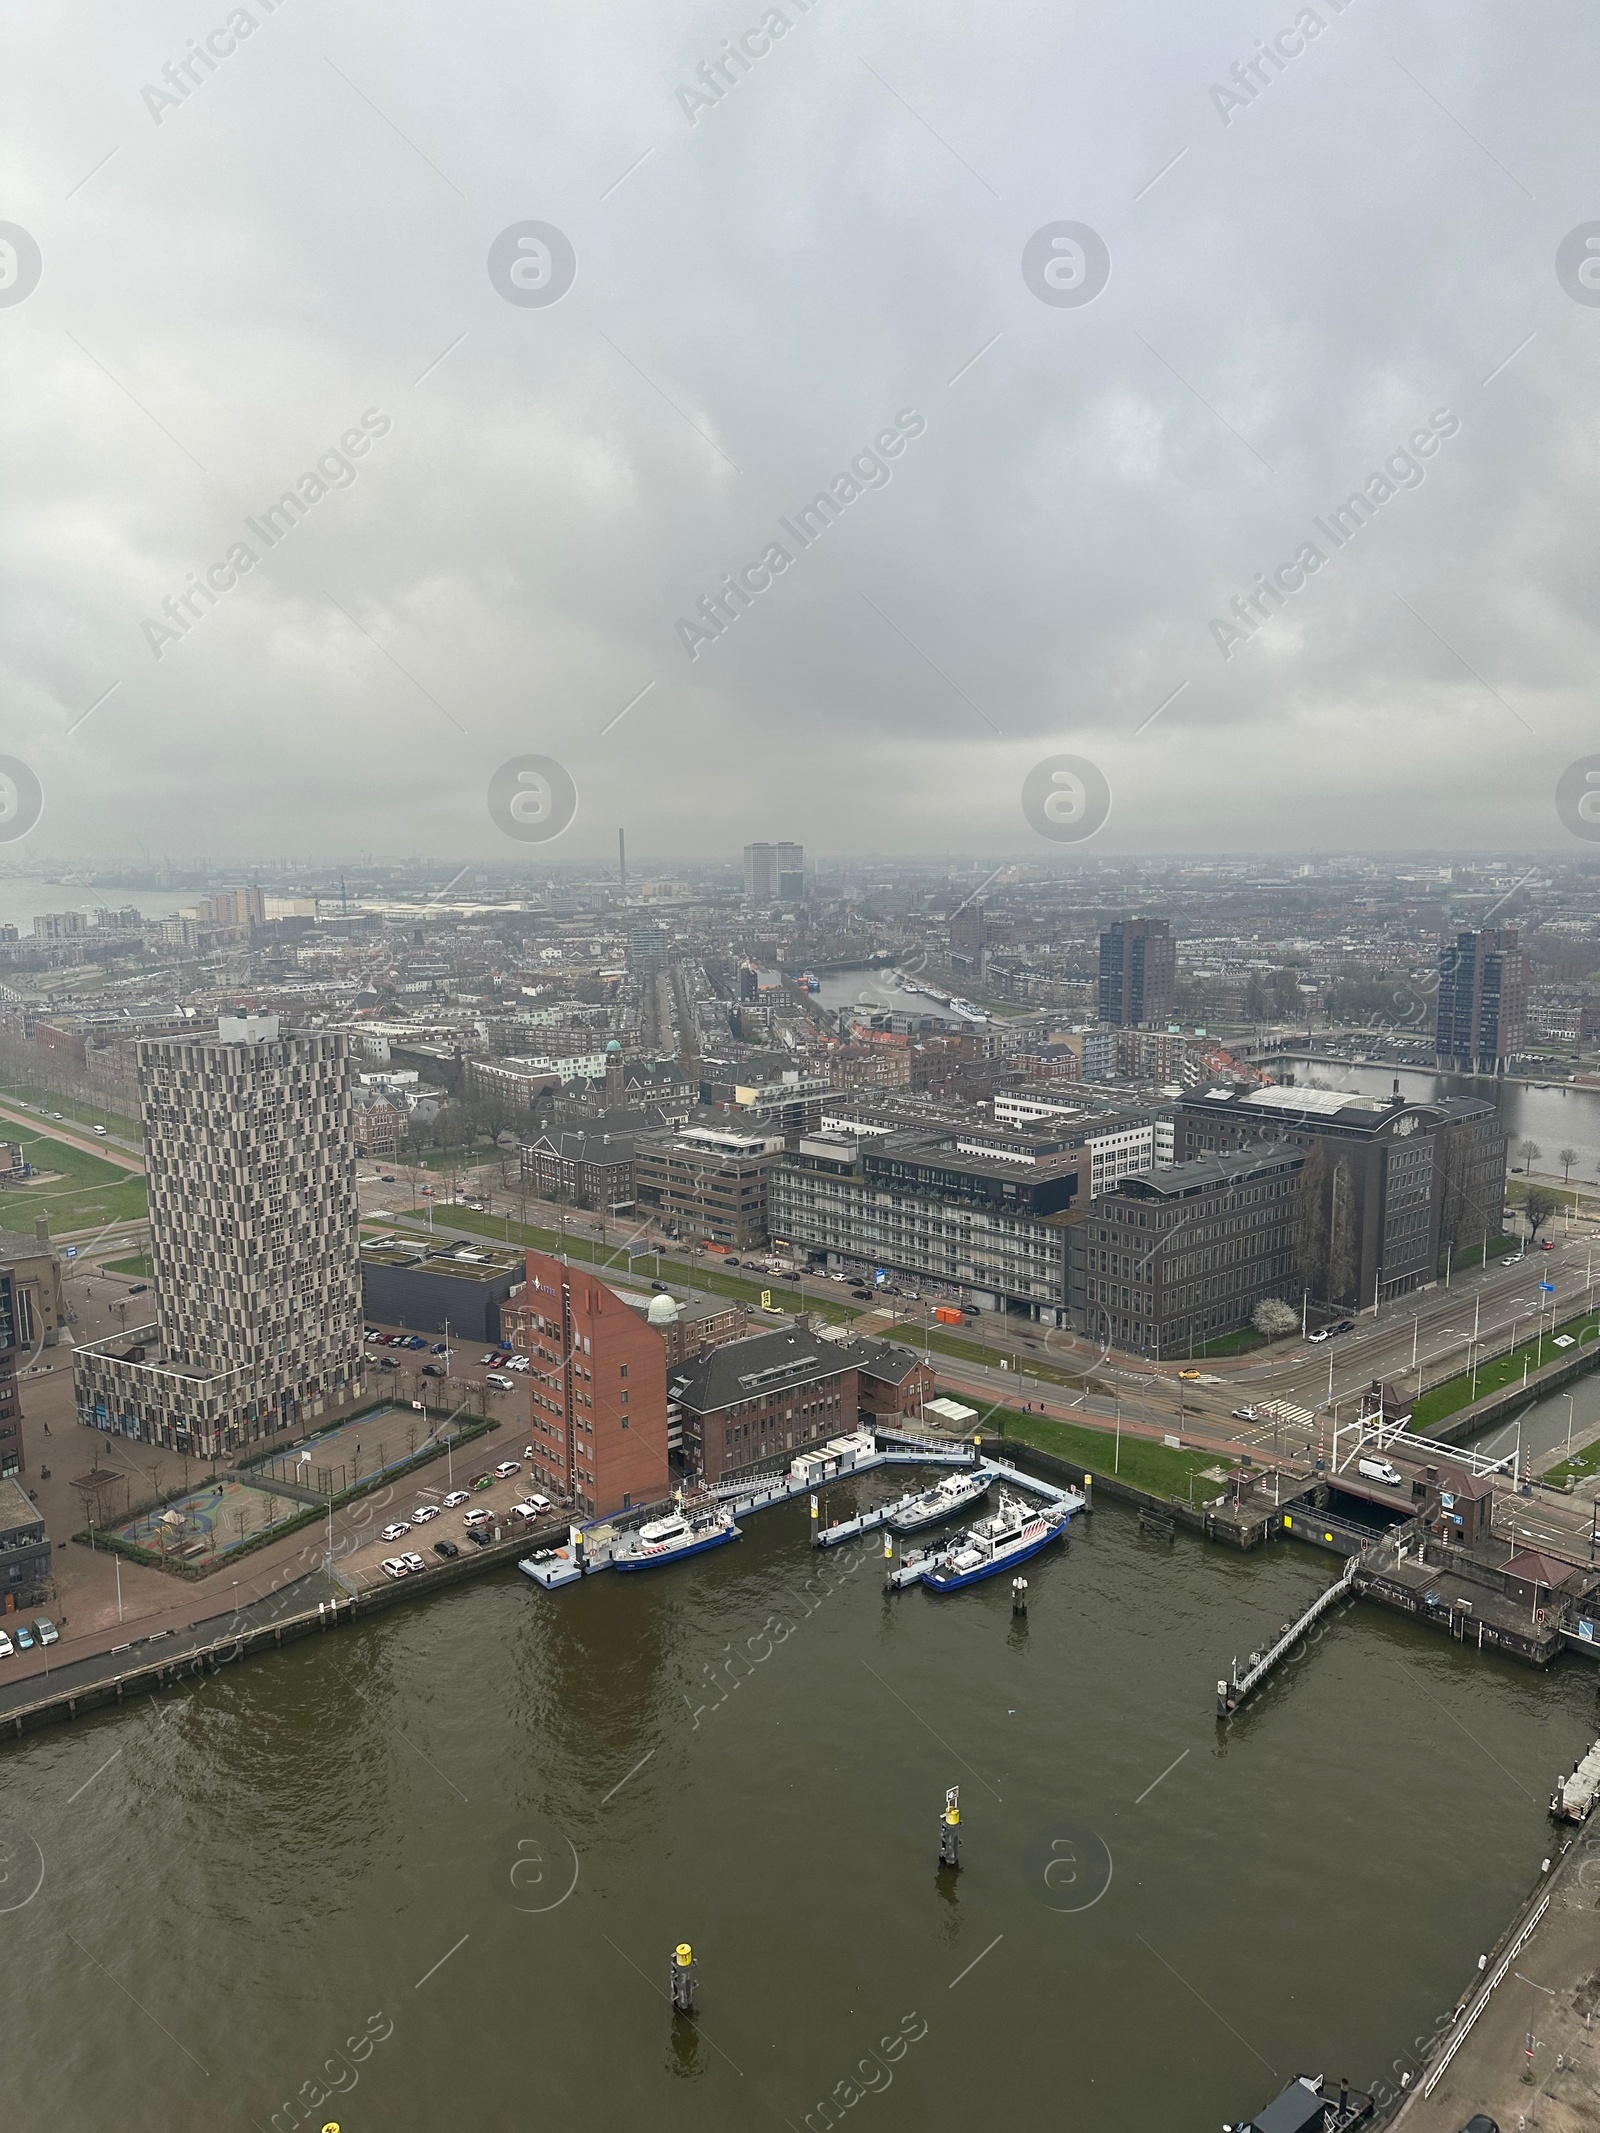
[921,1490,1069,1593]
[611,1504,741,1571]
[889,1468,993,1535]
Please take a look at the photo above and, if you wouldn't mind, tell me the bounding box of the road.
[0,1096,145,1173]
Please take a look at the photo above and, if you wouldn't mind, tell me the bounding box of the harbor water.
[3,1484,1594,2132]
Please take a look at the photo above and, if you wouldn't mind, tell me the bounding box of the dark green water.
[6,1487,1596,2133]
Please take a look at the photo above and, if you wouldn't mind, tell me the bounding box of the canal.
[4,1486,1594,2132]
[1284,1057,1600,1183]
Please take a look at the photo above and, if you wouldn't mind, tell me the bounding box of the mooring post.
[938,1785,961,1870]
[810,1492,820,1548]
[883,1527,894,1591]
[1012,1577,1028,1615]
[670,1942,698,2014]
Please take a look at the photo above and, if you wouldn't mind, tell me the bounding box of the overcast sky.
[2,0,1597,865]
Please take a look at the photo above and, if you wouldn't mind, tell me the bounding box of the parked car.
[380,1558,408,1580]
[464,1507,494,1528]
[523,1445,537,1460]
[430,1342,449,1354]
[443,1490,470,1507]
[33,1618,58,1645]
[0,1631,14,1658]
[1308,1329,1332,1343]
[411,1504,440,1523]
[400,1552,426,1573]
[485,1373,515,1391]
[465,1526,493,1547]
[15,1623,34,1649]
[495,1460,521,1479]
[508,1356,530,1372]
[377,1358,399,1371]
[432,1539,460,1560]
[129,1282,147,1295]
[422,1365,443,1377]
[1332,1318,1355,1334]
[480,1352,499,1365]
[381,1174,395,1182]
[380,1521,411,1541]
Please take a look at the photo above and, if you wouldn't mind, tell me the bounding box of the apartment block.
[1436,929,1526,1074]
[1098,919,1176,1029]
[73,1016,364,1455]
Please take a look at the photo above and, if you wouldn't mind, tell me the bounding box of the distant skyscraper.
[948,903,986,984]
[626,919,668,972]
[744,841,804,903]
[1098,919,1175,1029]
[1436,928,1525,1074]
[74,1015,363,1455]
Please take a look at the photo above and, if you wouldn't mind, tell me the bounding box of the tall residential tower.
[74,1015,363,1455]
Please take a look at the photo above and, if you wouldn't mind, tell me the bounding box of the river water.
[1286,1057,1600,1182]
[4,1485,1593,2133]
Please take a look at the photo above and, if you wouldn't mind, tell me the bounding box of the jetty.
[1217,1552,1361,1716]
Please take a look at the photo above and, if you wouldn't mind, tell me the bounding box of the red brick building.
[668,1327,859,1484]
[508,1248,669,1518]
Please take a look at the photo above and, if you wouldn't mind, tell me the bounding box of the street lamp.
[1565,1392,1576,1460]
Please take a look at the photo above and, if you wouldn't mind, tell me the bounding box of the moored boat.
[611,1505,741,1571]
[921,1490,1069,1593]
[889,1468,993,1535]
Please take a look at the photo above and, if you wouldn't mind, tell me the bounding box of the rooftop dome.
[606,1039,623,1052]
[646,1293,679,1326]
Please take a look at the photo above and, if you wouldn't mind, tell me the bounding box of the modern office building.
[1098,918,1176,1029]
[73,1015,364,1455]
[0,1473,50,1610]
[770,1125,1080,1319]
[632,1123,784,1248]
[1436,928,1526,1074]
[1067,1143,1304,1357]
[1175,1081,1507,1307]
[508,1248,669,1518]
[0,1268,23,1480]
[0,1218,65,1350]
[743,841,804,904]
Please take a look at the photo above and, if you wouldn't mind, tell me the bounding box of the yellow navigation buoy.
[675,1942,693,1966]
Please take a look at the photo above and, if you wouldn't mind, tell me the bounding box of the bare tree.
[1518,1137,1542,1174]
[1559,1146,1579,1187]
[1524,1185,1561,1240]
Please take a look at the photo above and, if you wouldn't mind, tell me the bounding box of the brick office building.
[668,1328,859,1484]
[507,1248,669,1518]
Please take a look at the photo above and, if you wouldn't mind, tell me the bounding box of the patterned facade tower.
[74,1015,363,1455]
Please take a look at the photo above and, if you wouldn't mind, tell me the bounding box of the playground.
[248,1402,469,1500]
[110,1474,297,1561]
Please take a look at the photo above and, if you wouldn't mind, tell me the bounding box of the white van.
[1358,1457,1403,1487]
[485,1371,515,1391]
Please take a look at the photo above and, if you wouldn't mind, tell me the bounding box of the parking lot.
[335,1439,563,1592]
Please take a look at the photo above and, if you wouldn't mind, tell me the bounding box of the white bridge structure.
[1331,1407,1522,1483]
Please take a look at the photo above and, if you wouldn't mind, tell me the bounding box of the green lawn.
[1544,1438,1600,1488]
[0,1120,147,1235]
[1412,1311,1600,1429]
[105,1252,153,1278]
[1195,1327,1267,1357]
[0,1080,142,1139]
[977,1404,1231,1498]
